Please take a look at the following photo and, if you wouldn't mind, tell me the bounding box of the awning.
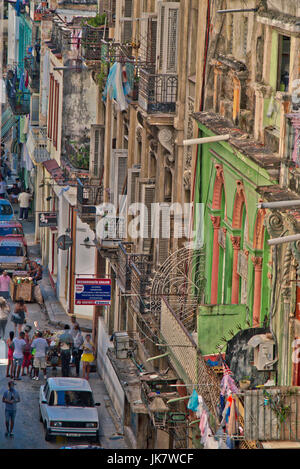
[42,159,64,181]
[1,108,18,140]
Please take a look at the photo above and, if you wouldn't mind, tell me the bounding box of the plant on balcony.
[95,62,109,91]
[87,13,107,28]
[68,141,90,170]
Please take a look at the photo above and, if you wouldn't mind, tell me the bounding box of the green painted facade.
[194,123,275,356]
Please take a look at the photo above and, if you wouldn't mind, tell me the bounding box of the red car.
[0,221,27,247]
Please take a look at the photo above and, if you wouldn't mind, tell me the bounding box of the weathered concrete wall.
[62,64,98,148]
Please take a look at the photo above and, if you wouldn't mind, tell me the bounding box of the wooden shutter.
[140,182,155,253]
[90,125,105,179]
[156,202,170,266]
[30,93,39,125]
[139,14,157,65]
[121,0,133,43]
[47,74,54,139]
[111,149,128,209]
[53,81,59,150]
[127,167,141,206]
[156,1,179,74]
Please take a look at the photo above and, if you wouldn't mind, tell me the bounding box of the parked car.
[0,236,28,273]
[0,221,27,246]
[39,378,100,442]
[0,199,14,221]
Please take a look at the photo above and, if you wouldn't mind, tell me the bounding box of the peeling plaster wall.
[62,66,98,148]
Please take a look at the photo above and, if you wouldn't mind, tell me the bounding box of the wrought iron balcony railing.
[24,56,40,92]
[138,68,178,114]
[81,24,109,61]
[26,126,50,163]
[6,89,30,116]
[77,178,103,221]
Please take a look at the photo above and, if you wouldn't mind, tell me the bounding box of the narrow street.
[0,213,127,449]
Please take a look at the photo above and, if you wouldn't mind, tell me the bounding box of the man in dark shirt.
[2,381,20,437]
[58,325,74,377]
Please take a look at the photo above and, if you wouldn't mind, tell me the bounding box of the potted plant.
[239,376,251,390]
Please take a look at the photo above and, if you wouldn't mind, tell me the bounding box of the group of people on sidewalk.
[58,316,96,381]
[1,315,96,438]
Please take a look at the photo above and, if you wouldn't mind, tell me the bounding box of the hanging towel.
[187,389,199,412]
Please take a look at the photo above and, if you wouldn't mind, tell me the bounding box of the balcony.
[81,24,109,61]
[138,68,178,114]
[26,126,50,164]
[77,178,103,225]
[24,56,40,92]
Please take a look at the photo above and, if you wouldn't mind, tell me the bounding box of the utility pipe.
[183,134,230,146]
[268,234,300,246]
[257,200,300,209]
[217,8,258,13]
[146,352,170,362]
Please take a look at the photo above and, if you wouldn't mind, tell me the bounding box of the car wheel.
[44,422,51,442]
[39,407,43,423]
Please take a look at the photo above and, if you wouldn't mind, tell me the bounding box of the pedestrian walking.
[0,297,10,340]
[17,188,32,220]
[58,325,74,377]
[6,331,14,378]
[11,299,28,334]
[0,271,11,300]
[12,331,26,380]
[31,331,48,380]
[2,380,20,437]
[21,326,32,376]
[72,324,84,377]
[81,334,95,381]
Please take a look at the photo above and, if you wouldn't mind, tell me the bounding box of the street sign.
[75,278,111,305]
[38,211,58,227]
[57,234,73,250]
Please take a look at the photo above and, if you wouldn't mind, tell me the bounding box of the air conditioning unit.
[248,334,276,371]
[113,332,130,359]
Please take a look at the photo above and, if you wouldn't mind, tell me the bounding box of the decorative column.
[251,256,263,327]
[231,236,241,304]
[210,215,221,304]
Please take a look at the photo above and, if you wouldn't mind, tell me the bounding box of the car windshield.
[0,227,22,236]
[49,390,94,407]
[0,246,24,256]
[0,204,12,215]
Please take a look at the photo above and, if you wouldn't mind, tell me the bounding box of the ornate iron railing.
[26,126,50,163]
[138,69,178,113]
[24,56,40,91]
[77,178,103,219]
[81,25,109,61]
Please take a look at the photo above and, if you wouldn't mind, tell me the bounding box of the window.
[157,1,179,74]
[0,227,23,236]
[0,245,24,256]
[53,81,59,149]
[0,204,13,216]
[277,35,290,91]
[49,390,94,407]
[47,74,54,139]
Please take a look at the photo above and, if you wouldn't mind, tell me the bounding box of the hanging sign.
[57,234,73,250]
[38,211,58,227]
[75,278,111,305]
